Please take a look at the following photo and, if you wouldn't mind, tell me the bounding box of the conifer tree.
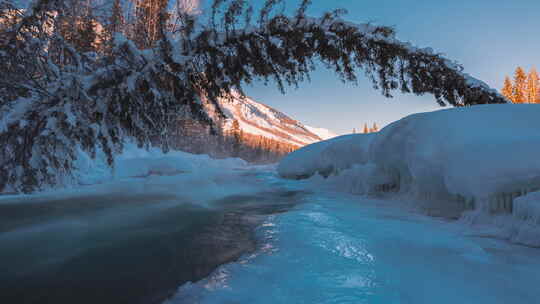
[513,67,528,103]
[372,123,379,132]
[363,124,369,134]
[101,0,126,54]
[231,119,242,157]
[502,76,514,102]
[110,0,125,35]
[131,0,170,49]
[55,1,96,53]
[527,68,539,104]
[0,0,19,30]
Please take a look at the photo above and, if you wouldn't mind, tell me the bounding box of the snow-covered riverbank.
[278,104,540,247]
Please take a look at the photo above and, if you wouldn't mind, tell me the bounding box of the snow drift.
[277,134,375,179]
[34,143,257,206]
[368,104,540,206]
[74,143,247,184]
[278,104,540,246]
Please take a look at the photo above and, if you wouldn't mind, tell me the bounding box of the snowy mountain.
[216,92,337,147]
[304,125,338,141]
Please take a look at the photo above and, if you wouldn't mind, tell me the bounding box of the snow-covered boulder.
[277,134,375,179]
[369,104,540,209]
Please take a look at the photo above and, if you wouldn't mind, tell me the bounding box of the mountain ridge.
[216,92,337,147]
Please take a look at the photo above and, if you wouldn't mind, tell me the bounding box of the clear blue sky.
[236,0,540,134]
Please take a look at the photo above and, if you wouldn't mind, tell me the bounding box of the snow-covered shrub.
[277,134,375,179]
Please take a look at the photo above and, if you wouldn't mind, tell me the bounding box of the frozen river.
[1,167,540,304]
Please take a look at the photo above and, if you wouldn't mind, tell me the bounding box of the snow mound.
[369,104,540,206]
[278,104,540,246]
[277,134,375,179]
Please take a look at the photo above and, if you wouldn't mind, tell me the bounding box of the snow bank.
[5,144,256,208]
[369,104,540,207]
[280,105,540,204]
[73,143,247,185]
[114,144,246,179]
[68,143,252,205]
[277,134,375,179]
[279,104,540,246]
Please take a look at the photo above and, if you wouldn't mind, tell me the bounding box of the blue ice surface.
[167,186,540,304]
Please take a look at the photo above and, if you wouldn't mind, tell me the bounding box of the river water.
[1,167,540,304]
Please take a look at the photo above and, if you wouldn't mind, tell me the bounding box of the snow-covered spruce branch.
[0,1,210,192]
[0,0,506,193]
[187,4,506,106]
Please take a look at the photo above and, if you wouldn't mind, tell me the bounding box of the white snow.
[42,142,264,206]
[277,134,375,179]
[216,92,331,146]
[514,191,540,224]
[305,125,338,140]
[114,144,246,179]
[278,104,540,246]
[368,104,540,204]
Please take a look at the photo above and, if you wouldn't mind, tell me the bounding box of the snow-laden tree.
[0,0,507,192]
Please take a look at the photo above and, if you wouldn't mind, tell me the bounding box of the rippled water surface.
[0,170,307,304]
[168,190,540,304]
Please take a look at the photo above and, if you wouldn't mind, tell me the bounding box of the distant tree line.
[166,118,297,164]
[502,67,540,104]
[363,123,379,133]
[353,123,379,134]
